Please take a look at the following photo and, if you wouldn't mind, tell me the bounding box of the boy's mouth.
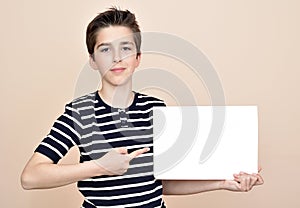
[110,67,126,73]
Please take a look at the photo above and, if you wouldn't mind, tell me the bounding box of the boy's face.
[90,26,141,87]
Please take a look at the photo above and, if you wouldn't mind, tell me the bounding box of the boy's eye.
[122,46,132,51]
[100,47,110,53]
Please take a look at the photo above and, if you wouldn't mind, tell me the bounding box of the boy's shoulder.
[65,91,98,111]
[136,91,164,101]
[135,92,166,107]
[72,91,97,104]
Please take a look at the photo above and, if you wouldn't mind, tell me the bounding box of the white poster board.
[153,106,258,180]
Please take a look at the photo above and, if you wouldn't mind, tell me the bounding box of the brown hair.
[86,7,141,57]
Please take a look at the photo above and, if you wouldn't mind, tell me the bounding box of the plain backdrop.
[1,0,299,207]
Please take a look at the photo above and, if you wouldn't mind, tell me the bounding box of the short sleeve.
[34,103,82,163]
[153,100,166,107]
[160,102,167,107]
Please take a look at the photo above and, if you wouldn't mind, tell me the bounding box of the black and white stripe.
[35,91,166,208]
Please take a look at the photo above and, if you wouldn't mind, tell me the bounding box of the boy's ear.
[135,53,141,68]
[89,54,98,70]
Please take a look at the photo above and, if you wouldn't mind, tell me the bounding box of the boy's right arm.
[21,152,106,190]
[21,147,149,190]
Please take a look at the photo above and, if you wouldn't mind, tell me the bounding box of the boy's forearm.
[21,160,104,190]
[162,180,224,195]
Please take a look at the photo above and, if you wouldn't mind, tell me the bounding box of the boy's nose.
[113,50,121,63]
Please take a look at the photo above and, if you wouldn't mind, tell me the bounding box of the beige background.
[1,0,299,207]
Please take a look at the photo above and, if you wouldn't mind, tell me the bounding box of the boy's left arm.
[162,171,264,195]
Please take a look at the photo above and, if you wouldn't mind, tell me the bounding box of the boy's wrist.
[84,160,108,177]
[218,180,226,190]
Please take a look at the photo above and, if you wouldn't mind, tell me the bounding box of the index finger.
[258,166,262,173]
[129,147,150,159]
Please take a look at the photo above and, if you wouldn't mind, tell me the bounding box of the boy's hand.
[95,147,150,175]
[220,168,264,192]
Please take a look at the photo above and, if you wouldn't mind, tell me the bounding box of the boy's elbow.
[21,168,36,190]
[21,153,52,190]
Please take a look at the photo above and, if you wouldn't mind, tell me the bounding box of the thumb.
[115,147,128,154]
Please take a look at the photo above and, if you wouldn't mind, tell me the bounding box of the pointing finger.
[129,147,150,159]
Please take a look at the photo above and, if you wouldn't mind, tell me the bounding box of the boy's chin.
[109,78,132,87]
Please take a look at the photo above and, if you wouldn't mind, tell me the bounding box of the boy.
[21,7,263,208]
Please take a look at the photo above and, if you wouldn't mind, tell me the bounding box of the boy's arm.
[162,180,223,195]
[162,172,264,195]
[21,152,102,189]
[21,147,149,190]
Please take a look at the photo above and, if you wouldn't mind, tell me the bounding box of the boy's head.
[86,7,141,57]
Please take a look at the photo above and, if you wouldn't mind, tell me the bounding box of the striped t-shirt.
[35,91,167,208]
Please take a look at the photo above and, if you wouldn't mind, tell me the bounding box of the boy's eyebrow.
[120,41,134,45]
[96,42,111,49]
[96,41,135,49]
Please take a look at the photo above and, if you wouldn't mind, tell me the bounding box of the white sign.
[153,106,258,180]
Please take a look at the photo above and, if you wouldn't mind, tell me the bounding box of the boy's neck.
[98,83,134,109]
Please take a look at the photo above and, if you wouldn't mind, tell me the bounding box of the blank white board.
[153,106,258,180]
